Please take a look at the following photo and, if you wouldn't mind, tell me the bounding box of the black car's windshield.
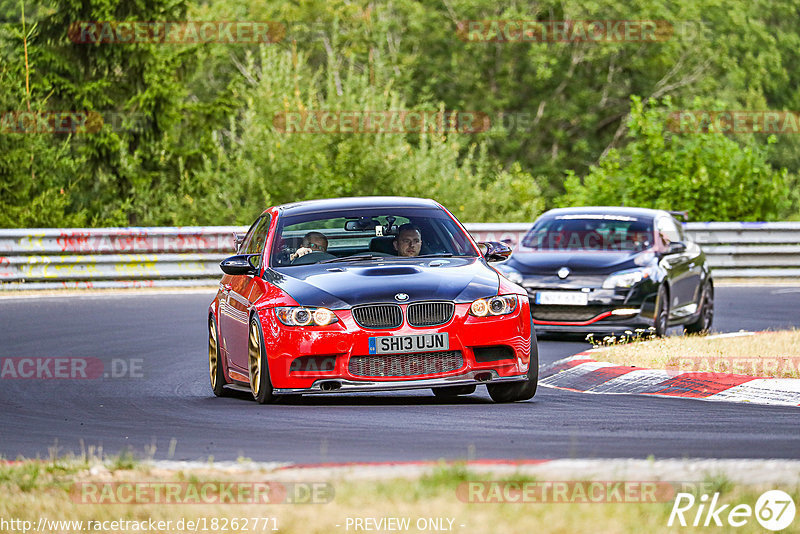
[271,207,478,267]
[521,214,654,252]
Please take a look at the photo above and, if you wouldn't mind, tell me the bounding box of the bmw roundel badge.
[395,293,409,302]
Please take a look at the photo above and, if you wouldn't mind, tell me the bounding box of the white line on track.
[136,458,800,485]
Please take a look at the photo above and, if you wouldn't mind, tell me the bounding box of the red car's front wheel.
[248,316,277,404]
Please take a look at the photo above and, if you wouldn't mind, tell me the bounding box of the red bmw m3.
[208,197,537,403]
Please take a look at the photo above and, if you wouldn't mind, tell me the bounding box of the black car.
[495,207,714,336]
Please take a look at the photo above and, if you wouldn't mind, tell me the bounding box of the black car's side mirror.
[220,254,260,276]
[666,241,687,255]
[478,241,512,262]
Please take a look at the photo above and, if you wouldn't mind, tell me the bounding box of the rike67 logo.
[669,490,796,531]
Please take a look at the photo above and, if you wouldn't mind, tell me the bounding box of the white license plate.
[369,333,449,354]
[535,291,589,306]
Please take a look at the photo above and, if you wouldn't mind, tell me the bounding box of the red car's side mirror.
[219,254,260,276]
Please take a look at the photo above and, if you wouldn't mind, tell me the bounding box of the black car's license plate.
[368,333,449,354]
[535,291,589,305]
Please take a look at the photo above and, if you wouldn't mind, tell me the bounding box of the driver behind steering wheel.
[290,231,329,261]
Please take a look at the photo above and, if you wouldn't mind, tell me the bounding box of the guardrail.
[1,222,798,289]
[0,227,246,290]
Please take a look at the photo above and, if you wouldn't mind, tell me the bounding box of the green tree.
[183,43,544,224]
[0,2,88,227]
[1,0,192,226]
[558,96,793,221]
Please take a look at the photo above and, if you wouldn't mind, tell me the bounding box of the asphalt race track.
[1,286,799,463]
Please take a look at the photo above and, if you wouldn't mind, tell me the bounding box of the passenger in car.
[393,224,422,257]
[290,231,329,261]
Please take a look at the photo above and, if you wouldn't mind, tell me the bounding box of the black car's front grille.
[407,301,455,327]
[352,304,403,329]
[349,351,464,377]
[531,305,612,322]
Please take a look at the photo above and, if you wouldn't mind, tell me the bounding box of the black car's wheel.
[653,285,670,337]
[248,315,277,404]
[432,385,476,398]
[684,283,714,334]
[209,315,230,397]
[487,332,538,403]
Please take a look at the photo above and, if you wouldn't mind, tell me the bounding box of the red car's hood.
[270,257,499,308]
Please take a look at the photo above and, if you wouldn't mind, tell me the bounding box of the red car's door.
[219,214,271,375]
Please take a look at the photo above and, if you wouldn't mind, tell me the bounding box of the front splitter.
[271,370,528,395]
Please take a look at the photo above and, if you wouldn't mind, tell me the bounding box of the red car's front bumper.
[257,302,532,395]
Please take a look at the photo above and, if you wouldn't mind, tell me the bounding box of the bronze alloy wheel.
[208,316,229,396]
[248,319,262,397]
[209,320,219,388]
[248,316,276,404]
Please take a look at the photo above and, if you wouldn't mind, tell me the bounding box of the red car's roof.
[274,196,441,216]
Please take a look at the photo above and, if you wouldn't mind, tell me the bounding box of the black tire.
[208,315,231,397]
[684,283,714,334]
[653,284,670,337]
[432,385,477,398]
[248,315,277,404]
[487,331,538,403]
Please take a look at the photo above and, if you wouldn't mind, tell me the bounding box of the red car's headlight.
[469,295,518,317]
[274,307,339,326]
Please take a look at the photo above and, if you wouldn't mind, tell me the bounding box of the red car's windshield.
[271,207,478,266]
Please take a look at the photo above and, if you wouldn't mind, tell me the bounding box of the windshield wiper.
[320,254,387,264]
[417,253,454,258]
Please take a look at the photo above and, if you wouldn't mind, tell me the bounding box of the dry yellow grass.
[594,330,800,378]
[1,460,798,534]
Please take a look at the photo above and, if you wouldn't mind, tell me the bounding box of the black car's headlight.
[469,295,518,317]
[275,306,339,326]
[602,268,650,289]
[495,264,524,284]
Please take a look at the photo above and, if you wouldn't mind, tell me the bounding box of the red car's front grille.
[406,301,454,326]
[348,351,464,377]
[352,304,403,329]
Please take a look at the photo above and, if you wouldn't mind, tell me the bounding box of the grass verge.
[591,330,800,378]
[1,459,798,533]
